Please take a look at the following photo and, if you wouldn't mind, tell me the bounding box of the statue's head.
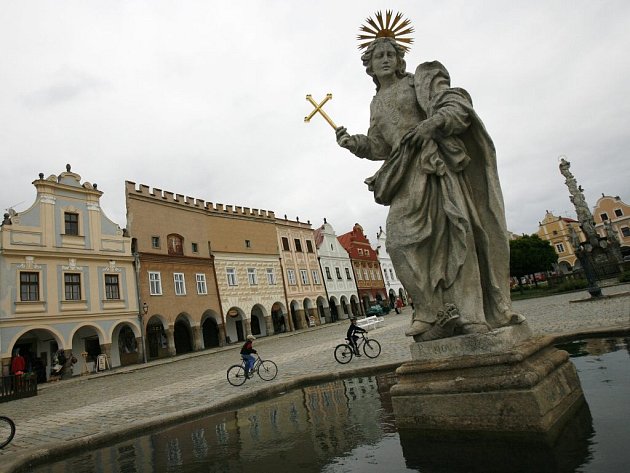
[361,37,407,89]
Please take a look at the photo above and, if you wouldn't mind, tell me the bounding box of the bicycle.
[334,332,381,364]
[0,416,16,449]
[227,355,278,386]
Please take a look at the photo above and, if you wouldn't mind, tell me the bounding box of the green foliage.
[554,279,588,292]
[619,271,630,283]
[509,234,558,279]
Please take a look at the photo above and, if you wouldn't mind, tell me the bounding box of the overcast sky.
[1,1,629,245]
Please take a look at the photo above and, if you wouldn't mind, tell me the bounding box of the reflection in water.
[31,338,629,473]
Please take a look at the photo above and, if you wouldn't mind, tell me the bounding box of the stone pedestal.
[391,325,584,434]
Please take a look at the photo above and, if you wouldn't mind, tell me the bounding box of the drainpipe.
[278,256,293,331]
[133,250,147,363]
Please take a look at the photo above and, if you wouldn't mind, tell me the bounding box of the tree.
[509,234,558,286]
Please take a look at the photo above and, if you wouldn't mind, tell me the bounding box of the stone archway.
[251,304,268,337]
[146,316,169,360]
[7,328,63,382]
[225,307,246,343]
[174,317,193,355]
[290,300,301,330]
[329,296,340,322]
[202,317,220,348]
[271,302,288,333]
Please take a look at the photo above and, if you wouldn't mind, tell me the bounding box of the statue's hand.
[401,121,434,149]
[335,126,358,153]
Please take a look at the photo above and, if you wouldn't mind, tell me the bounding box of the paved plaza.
[1,285,629,472]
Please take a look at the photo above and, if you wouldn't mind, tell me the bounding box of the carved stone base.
[391,330,584,433]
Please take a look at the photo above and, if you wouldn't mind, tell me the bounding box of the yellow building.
[1,166,139,379]
[276,217,327,330]
[593,194,630,256]
[537,211,584,273]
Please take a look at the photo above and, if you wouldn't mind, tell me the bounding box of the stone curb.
[3,324,629,473]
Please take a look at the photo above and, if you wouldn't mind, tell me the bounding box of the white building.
[314,219,361,321]
[375,227,407,307]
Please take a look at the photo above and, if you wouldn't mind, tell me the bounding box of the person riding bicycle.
[347,317,367,356]
[240,335,257,378]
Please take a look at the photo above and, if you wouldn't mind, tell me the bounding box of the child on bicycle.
[240,335,257,378]
[347,318,367,356]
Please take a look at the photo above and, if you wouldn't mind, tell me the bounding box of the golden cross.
[304,94,337,130]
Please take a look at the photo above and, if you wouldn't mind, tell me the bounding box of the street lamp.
[138,302,148,363]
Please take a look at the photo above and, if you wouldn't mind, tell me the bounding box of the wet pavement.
[1,284,629,472]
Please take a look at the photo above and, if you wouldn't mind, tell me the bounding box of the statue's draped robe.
[355,61,512,328]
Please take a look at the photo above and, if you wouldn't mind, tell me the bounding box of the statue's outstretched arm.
[335,126,389,161]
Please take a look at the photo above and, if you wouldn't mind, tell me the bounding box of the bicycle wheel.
[227,364,247,386]
[334,344,353,364]
[363,339,381,358]
[257,360,278,381]
[0,416,16,449]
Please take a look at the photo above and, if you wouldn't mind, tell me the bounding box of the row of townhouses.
[0,166,406,380]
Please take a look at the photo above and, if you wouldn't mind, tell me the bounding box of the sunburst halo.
[357,10,414,51]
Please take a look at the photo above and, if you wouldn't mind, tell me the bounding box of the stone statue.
[335,36,523,340]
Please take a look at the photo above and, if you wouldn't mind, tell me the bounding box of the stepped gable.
[125,181,276,220]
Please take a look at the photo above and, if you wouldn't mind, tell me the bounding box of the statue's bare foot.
[405,320,432,336]
[508,312,526,325]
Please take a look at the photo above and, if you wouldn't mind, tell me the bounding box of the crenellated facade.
[125,181,288,349]
[275,217,327,330]
[0,166,139,379]
[314,219,360,320]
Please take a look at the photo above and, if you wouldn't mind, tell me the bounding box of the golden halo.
[357,10,414,51]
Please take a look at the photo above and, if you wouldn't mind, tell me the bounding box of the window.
[614,209,623,217]
[345,268,352,280]
[306,240,314,253]
[311,270,320,284]
[196,274,208,294]
[363,269,369,280]
[105,274,120,300]
[64,273,81,300]
[300,269,309,285]
[552,230,558,235]
[287,269,297,285]
[266,268,276,285]
[600,212,609,222]
[555,243,565,253]
[375,270,381,280]
[151,236,160,249]
[20,272,39,301]
[226,268,237,286]
[281,237,290,251]
[364,249,370,256]
[384,270,389,281]
[389,269,395,280]
[335,267,342,280]
[294,239,303,252]
[174,273,186,295]
[245,240,251,248]
[149,272,162,295]
[192,242,199,253]
[325,267,332,280]
[356,268,362,280]
[358,249,363,256]
[64,212,79,235]
[621,227,630,237]
[247,268,258,285]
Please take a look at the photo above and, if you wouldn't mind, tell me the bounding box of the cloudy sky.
[1,0,628,244]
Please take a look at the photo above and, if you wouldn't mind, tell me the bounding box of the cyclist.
[240,335,257,378]
[347,317,367,356]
